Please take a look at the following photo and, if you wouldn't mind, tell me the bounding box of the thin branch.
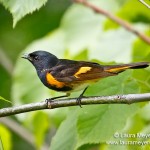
[0,48,14,75]
[0,118,49,150]
[74,0,150,44]
[139,0,150,9]
[0,118,35,147]
[0,93,150,117]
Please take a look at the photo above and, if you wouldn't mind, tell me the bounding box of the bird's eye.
[34,56,39,61]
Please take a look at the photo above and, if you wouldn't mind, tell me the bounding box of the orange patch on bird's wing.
[105,66,129,73]
[46,73,65,88]
[74,67,91,78]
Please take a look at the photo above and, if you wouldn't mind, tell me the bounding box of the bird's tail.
[104,62,149,74]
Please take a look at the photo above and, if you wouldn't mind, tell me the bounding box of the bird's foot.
[76,95,86,108]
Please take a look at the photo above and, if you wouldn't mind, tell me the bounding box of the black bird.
[22,50,149,107]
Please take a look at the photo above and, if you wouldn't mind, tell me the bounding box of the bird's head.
[22,50,58,71]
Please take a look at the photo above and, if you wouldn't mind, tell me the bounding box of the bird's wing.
[49,60,116,83]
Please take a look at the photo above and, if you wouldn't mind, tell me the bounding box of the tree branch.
[1,93,150,117]
[139,0,150,9]
[0,118,35,147]
[74,0,150,44]
[0,48,14,75]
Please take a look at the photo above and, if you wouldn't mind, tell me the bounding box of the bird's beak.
[22,53,30,60]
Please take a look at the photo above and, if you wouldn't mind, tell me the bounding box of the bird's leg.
[46,93,70,108]
[76,86,88,108]
[47,93,70,101]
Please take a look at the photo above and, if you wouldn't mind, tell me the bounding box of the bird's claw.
[45,98,54,108]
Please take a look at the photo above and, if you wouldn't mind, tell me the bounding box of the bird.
[22,50,149,107]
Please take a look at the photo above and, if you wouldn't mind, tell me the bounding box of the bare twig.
[0,118,49,150]
[0,93,150,117]
[74,0,150,44]
[139,0,150,9]
[0,48,14,75]
[0,118,35,146]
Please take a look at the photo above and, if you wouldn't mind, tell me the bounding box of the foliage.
[0,125,12,150]
[0,0,150,150]
[0,0,48,27]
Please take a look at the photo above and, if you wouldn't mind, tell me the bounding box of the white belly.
[71,83,90,92]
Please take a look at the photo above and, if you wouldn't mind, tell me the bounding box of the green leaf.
[73,49,89,61]
[76,71,139,148]
[0,136,4,150]
[104,0,150,30]
[85,71,139,96]
[77,105,138,148]
[0,0,48,27]
[140,103,150,121]
[118,0,150,23]
[132,69,150,93]
[106,113,146,150]
[132,38,150,62]
[32,111,49,149]
[132,38,150,93]
[60,3,136,63]
[0,125,12,150]
[0,96,12,104]
[50,109,78,150]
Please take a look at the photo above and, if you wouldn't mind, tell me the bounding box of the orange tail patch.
[105,66,130,73]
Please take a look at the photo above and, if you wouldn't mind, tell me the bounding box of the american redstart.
[22,50,149,107]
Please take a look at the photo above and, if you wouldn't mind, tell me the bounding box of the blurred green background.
[0,0,150,150]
